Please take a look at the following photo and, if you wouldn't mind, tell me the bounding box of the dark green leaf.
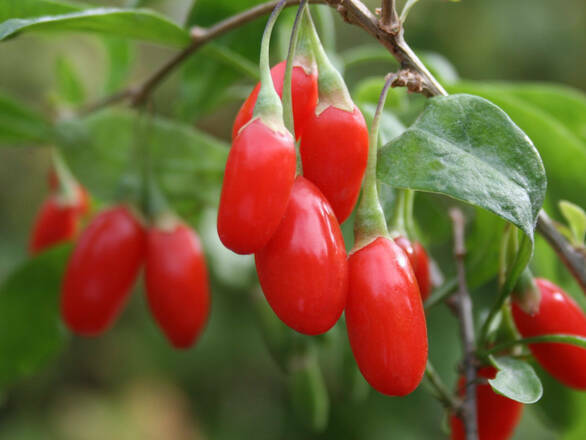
[0,90,51,145]
[378,94,546,291]
[55,56,85,104]
[0,245,71,389]
[447,82,586,208]
[0,7,190,47]
[489,356,543,404]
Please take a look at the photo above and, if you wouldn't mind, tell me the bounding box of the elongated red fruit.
[61,206,145,335]
[218,118,296,254]
[346,237,427,396]
[232,61,318,140]
[450,367,523,440]
[512,278,586,389]
[394,236,432,301]
[300,106,368,223]
[29,186,90,255]
[145,223,210,349]
[255,176,347,335]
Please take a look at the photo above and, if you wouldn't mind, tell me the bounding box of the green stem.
[253,0,288,131]
[424,276,458,310]
[481,334,586,357]
[51,148,79,203]
[302,8,353,112]
[283,0,308,137]
[425,361,459,411]
[388,188,415,238]
[353,74,394,248]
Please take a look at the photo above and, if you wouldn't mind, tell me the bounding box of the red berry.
[450,367,523,440]
[232,61,318,140]
[29,185,90,255]
[29,196,79,255]
[61,206,145,336]
[255,176,348,335]
[300,106,369,223]
[346,237,427,396]
[145,223,210,349]
[394,236,432,301]
[218,118,296,255]
[511,278,586,389]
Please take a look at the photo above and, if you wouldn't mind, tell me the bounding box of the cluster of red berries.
[451,277,586,439]
[30,167,210,349]
[218,42,432,395]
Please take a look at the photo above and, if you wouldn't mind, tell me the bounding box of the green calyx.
[51,149,82,206]
[302,7,353,115]
[252,0,290,135]
[511,268,541,315]
[353,75,394,251]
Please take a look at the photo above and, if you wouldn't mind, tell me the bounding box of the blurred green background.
[0,0,585,439]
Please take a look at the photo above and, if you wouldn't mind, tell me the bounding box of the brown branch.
[380,0,400,33]
[450,208,478,440]
[80,0,324,114]
[537,210,586,293]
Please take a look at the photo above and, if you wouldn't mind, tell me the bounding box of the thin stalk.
[482,334,586,356]
[353,74,394,247]
[425,361,459,412]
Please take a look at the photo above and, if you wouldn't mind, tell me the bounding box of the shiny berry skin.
[61,206,145,336]
[450,367,523,440]
[394,236,432,301]
[345,237,427,396]
[300,106,368,223]
[218,118,296,255]
[145,223,210,349]
[232,61,318,140]
[29,186,89,255]
[255,177,348,335]
[512,278,586,389]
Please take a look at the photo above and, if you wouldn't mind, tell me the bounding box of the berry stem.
[388,188,416,238]
[353,74,394,249]
[302,8,353,113]
[253,0,289,132]
[51,148,79,204]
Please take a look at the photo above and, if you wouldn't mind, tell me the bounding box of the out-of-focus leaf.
[102,37,134,94]
[55,56,85,105]
[55,109,228,216]
[489,356,543,404]
[0,245,71,389]
[419,52,459,85]
[0,0,80,22]
[378,94,547,292]
[559,200,586,246]
[0,90,51,145]
[0,7,190,47]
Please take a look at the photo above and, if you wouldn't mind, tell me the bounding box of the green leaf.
[0,245,71,389]
[559,200,586,246]
[0,7,190,47]
[0,0,81,22]
[102,37,134,94]
[447,82,586,208]
[55,109,228,216]
[489,356,543,404]
[378,94,546,291]
[0,90,51,145]
[55,55,85,104]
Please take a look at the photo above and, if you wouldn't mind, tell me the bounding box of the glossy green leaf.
[0,7,190,47]
[559,200,586,246]
[0,0,80,22]
[447,82,586,207]
[55,109,228,216]
[55,56,85,104]
[378,94,546,291]
[0,90,51,144]
[0,245,71,389]
[489,356,543,404]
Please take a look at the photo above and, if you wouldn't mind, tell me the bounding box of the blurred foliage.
[0,0,585,439]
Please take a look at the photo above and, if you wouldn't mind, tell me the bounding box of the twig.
[80,0,324,114]
[537,210,586,293]
[449,208,478,440]
[380,0,400,33]
[425,361,460,412]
